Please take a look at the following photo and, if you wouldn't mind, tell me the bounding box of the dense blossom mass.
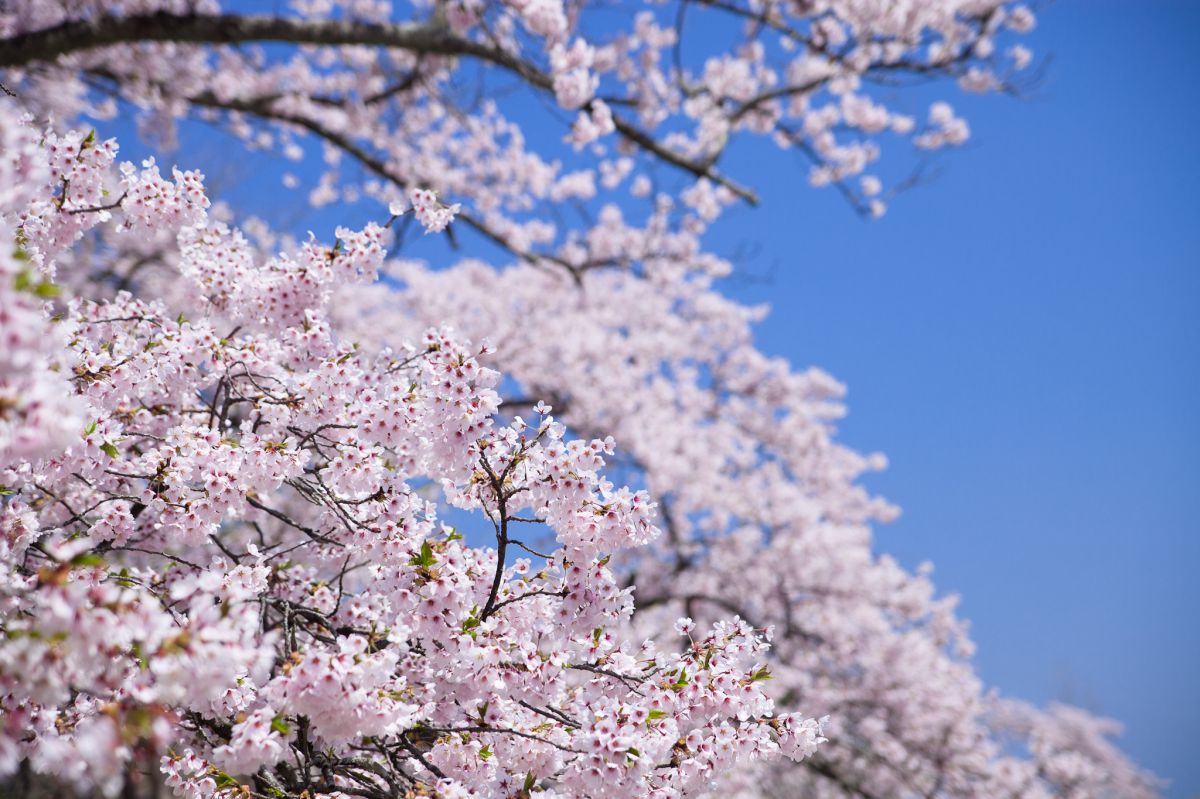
[0,0,1161,798]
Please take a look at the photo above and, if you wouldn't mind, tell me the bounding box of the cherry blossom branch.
[517,700,582,729]
[477,453,514,622]
[65,190,127,215]
[6,13,757,202]
[0,14,470,68]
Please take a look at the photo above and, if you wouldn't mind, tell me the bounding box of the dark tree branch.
[2,13,757,204]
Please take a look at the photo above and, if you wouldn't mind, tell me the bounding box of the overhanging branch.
[1,12,757,204]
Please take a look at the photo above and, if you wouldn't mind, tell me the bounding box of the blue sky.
[97,0,1198,793]
[710,1,1199,794]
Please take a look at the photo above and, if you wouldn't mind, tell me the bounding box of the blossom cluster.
[365,192,1161,799]
[0,1,1164,797]
[407,188,462,235]
[1,0,1043,240]
[0,123,822,798]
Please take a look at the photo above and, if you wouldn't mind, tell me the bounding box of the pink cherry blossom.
[0,1,1158,797]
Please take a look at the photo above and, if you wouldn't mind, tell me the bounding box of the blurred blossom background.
[714,2,1199,794]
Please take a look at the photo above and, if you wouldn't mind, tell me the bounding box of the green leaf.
[99,442,119,459]
[14,270,60,298]
[84,420,97,436]
[210,767,238,789]
[0,485,14,497]
[671,669,689,691]
[646,709,668,722]
[32,281,60,299]
[751,666,772,682]
[70,553,105,568]
[270,715,291,736]
[478,745,492,760]
[523,772,536,793]
[112,567,138,589]
[409,540,436,568]
[130,641,148,671]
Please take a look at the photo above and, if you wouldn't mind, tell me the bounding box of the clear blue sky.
[99,0,1199,793]
[710,1,1199,794]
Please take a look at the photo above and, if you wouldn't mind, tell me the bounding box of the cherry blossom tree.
[0,1,1161,798]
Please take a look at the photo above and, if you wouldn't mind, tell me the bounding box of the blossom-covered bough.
[0,1,1162,798]
[1,124,825,797]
